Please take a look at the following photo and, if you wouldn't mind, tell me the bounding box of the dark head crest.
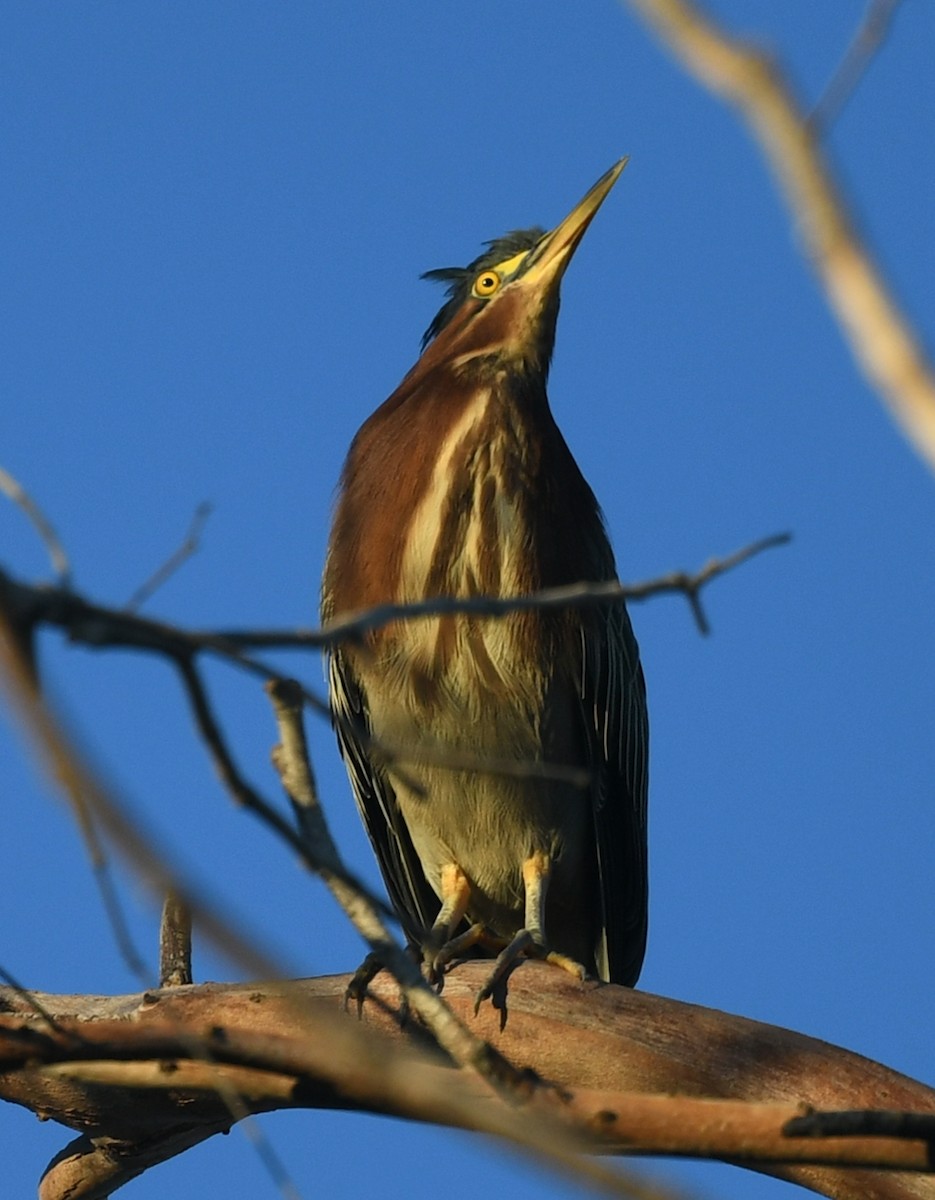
[420,227,546,349]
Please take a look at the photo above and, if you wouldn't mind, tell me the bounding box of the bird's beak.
[519,157,628,292]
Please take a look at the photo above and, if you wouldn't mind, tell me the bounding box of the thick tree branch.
[2,966,935,1200]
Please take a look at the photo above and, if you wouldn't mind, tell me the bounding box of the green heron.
[322,160,648,998]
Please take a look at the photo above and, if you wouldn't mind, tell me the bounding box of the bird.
[321,160,648,1003]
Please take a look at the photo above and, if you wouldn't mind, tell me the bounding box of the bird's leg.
[422,863,472,978]
[474,852,586,1014]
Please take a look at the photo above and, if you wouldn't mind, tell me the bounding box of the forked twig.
[126,502,213,612]
[174,654,392,914]
[0,466,71,586]
[265,679,533,1091]
[223,532,792,649]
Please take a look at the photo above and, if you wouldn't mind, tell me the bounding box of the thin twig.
[159,890,193,987]
[93,855,151,983]
[373,735,591,788]
[61,734,152,984]
[265,679,533,1093]
[809,0,902,135]
[624,0,935,473]
[0,610,292,982]
[125,502,213,612]
[0,534,787,659]
[39,705,151,984]
[0,964,79,1039]
[0,466,71,586]
[0,533,787,799]
[0,574,151,984]
[268,679,337,871]
[224,532,792,648]
[174,655,392,915]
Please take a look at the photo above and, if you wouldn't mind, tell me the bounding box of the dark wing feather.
[580,602,649,986]
[327,648,439,945]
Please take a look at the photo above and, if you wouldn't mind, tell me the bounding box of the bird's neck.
[324,369,608,622]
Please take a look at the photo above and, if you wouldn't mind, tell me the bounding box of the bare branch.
[159,891,193,987]
[265,679,539,1095]
[0,608,291,983]
[1,535,788,664]
[809,0,902,135]
[0,606,667,1199]
[125,501,213,612]
[174,655,392,914]
[0,466,71,586]
[624,0,935,473]
[224,533,792,649]
[0,532,785,801]
[5,967,935,1198]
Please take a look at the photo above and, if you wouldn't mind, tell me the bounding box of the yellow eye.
[472,270,501,298]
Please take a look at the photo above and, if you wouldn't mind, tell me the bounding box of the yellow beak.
[520,157,628,291]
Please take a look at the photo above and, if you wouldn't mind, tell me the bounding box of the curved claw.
[473,931,588,1014]
[474,930,535,1014]
[344,950,385,1017]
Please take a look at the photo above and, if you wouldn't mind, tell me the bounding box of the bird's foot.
[344,949,411,1025]
[344,950,384,1016]
[473,931,587,1015]
[423,923,504,984]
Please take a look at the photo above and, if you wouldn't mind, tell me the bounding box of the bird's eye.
[472,270,501,298]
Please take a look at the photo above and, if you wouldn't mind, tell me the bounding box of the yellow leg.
[473,852,586,1013]
[433,863,472,937]
[522,850,550,943]
[423,863,472,975]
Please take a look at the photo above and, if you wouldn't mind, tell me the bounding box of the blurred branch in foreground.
[0,599,661,1200]
[624,0,935,473]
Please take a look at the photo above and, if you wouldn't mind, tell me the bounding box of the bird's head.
[418,158,627,382]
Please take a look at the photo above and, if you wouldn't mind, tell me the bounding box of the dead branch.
[2,965,935,1200]
[224,532,791,647]
[809,1,902,134]
[0,466,71,586]
[624,0,935,472]
[0,535,789,666]
[159,891,193,987]
[265,677,536,1092]
[0,622,659,1199]
[125,501,212,612]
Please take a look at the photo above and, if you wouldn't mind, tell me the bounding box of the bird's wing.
[328,648,440,945]
[579,602,649,986]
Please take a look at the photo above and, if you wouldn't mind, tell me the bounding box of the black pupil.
[483,275,494,288]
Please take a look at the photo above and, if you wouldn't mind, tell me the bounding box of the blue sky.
[2,3,935,1198]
